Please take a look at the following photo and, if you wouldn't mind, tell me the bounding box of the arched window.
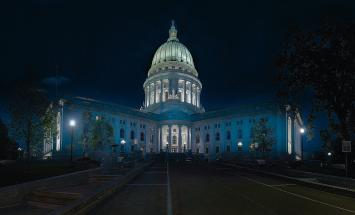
[226,131,231,140]
[205,133,210,142]
[120,128,125,138]
[130,131,135,140]
[196,135,200,144]
[216,132,220,141]
[140,132,145,141]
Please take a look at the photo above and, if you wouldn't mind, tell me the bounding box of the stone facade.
[44,21,304,161]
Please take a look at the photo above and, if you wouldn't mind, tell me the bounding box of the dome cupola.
[148,21,197,77]
[143,21,203,114]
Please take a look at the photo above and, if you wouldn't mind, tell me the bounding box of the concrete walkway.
[0,162,150,215]
[88,162,167,215]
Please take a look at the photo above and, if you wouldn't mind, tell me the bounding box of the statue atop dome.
[168,20,178,41]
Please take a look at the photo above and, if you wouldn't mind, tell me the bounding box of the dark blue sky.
[1,0,355,110]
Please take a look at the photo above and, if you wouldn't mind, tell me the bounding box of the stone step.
[27,200,63,209]
[26,191,81,209]
[89,174,120,178]
[31,191,81,200]
[88,175,118,183]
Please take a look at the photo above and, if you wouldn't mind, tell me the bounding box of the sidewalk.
[219,161,355,198]
[0,161,152,215]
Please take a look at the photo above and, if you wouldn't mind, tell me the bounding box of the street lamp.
[238,141,243,151]
[69,119,76,162]
[17,147,22,160]
[120,139,126,154]
[299,128,305,160]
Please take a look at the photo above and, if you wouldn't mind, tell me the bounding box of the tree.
[42,102,59,157]
[0,118,17,160]
[7,69,52,160]
[252,118,275,158]
[276,22,355,155]
[87,118,114,150]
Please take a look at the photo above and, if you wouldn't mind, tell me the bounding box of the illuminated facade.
[45,21,304,161]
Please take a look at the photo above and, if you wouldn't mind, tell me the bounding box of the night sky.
[1,0,355,110]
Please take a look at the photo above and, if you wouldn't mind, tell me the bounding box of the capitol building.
[45,21,304,161]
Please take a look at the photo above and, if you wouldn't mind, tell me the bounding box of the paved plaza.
[90,161,355,215]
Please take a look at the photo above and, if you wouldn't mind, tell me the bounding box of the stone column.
[160,81,163,103]
[146,86,149,107]
[183,80,186,102]
[197,88,200,107]
[190,85,193,105]
[153,82,156,104]
[168,125,172,153]
[184,81,187,103]
[151,83,155,104]
[159,127,162,152]
[178,125,182,152]
[187,127,190,151]
[195,87,198,106]
[144,87,147,107]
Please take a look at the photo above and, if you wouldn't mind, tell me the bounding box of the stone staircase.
[26,191,81,209]
[88,175,119,183]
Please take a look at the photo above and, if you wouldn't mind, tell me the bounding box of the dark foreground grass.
[0,160,98,187]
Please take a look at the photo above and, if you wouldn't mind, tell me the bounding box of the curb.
[219,162,355,199]
[49,161,153,215]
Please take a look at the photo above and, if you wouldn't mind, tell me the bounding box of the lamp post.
[120,139,126,154]
[237,141,243,152]
[69,119,76,162]
[17,147,23,160]
[300,128,305,160]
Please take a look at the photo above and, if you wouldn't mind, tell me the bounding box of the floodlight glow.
[327,152,332,156]
[238,142,243,147]
[300,128,305,134]
[120,139,126,145]
[69,119,76,127]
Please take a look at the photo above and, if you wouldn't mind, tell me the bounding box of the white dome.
[148,21,197,77]
[151,40,195,68]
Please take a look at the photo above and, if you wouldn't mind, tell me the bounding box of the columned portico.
[160,124,190,153]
